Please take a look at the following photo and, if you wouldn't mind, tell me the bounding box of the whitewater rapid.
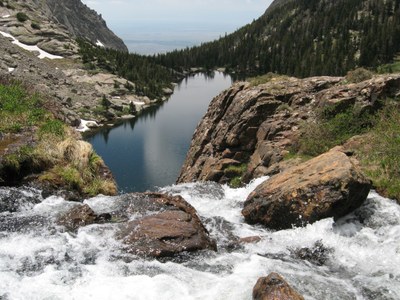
[0,178,399,299]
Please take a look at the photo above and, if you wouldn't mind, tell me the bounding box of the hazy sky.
[81,0,274,54]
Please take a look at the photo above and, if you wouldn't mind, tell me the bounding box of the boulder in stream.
[253,272,304,300]
[117,193,217,258]
[242,148,371,230]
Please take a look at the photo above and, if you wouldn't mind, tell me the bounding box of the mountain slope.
[157,0,400,77]
[42,0,127,52]
[0,0,127,53]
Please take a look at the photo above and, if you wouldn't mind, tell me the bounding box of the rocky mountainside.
[0,0,162,125]
[39,0,127,52]
[0,0,126,53]
[157,0,400,77]
[177,73,400,188]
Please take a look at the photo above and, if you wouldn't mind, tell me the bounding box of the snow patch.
[77,119,99,132]
[0,31,63,60]
[96,40,105,48]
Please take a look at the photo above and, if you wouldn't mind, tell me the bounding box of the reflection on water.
[85,72,233,193]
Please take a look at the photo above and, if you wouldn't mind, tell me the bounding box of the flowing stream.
[0,182,399,299]
[1,72,399,299]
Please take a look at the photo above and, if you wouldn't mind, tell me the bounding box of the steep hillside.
[0,0,126,52]
[157,0,400,77]
[40,0,127,52]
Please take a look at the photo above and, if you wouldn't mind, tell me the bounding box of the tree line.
[154,0,400,77]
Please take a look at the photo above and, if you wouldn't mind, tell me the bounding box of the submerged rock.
[253,272,304,300]
[289,240,333,266]
[117,193,217,258]
[242,148,371,230]
[57,204,111,231]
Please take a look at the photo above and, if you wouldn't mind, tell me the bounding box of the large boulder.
[253,272,304,300]
[242,148,371,230]
[117,193,216,257]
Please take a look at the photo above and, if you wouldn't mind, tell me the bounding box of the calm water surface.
[85,72,233,192]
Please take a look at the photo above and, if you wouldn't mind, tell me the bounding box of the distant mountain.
[156,0,400,77]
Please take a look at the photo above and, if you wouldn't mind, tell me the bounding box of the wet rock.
[253,272,304,300]
[57,204,111,231]
[0,215,49,233]
[0,187,42,213]
[289,240,333,266]
[242,148,371,230]
[117,193,216,257]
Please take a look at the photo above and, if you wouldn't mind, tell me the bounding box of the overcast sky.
[81,0,274,54]
[82,0,272,29]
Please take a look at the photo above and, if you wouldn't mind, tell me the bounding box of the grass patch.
[377,56,400,74]
[359,101,400,200]
[38,119,66,140]
[224,164,247,188]
[247,72,290,87]
[0,81,46,133]
[0,80,117,197]
[296,106,374,157]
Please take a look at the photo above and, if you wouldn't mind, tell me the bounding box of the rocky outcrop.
[117,193,216,257]
[242,148,371,230]
[43,0,127,52]
[253,272,304,300]
[0,0,126,52]
[177,74,400,185]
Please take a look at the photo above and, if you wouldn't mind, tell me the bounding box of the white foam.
[0,31,63,60]
[1,181,399,299]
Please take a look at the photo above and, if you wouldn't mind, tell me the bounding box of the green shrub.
[297,107,373,156]
[229,177,242,188]
[345,68,373,83]
[16,12,29,22]
[31,22,41,30]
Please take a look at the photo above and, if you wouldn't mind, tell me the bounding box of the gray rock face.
[177,75,400,185]
[43,0,127,52]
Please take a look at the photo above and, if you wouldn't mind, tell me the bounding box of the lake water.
[84,71,233,193]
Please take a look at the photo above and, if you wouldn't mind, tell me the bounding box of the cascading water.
[0,178,399,300]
